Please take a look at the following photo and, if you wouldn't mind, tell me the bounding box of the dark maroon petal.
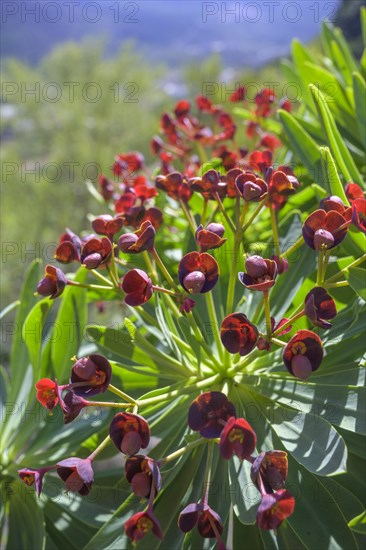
[178,503,201,532]
[71,354,112,397]
[219,417,257,460]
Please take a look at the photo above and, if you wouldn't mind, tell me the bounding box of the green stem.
[159,437,210,465]
[271,337,286,347]
[263,291,272,342]
[151,249,181,293]
[201,199,208,226]
[239,201,249,229]
[316,250,326,286]
[202,440,215,503]
[325,253,366,283]
[137,373,222,407]
[282,236,304,259]
[88,435,111,461]
[272,309,304,336]
[241,199,266,233]
[324,280,349,289]
[180,199,197,235]
[109,245,120,286]
[89,269,114,286]
[108,384,138,405]
[207,204,220,226]
[269,208,281,258]
[67,281,116,291]
[152,285,178,297]
[214,192,236,233]
[206,291,224,362]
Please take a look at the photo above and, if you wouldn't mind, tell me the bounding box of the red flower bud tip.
[271,255,288,274]
[98,175,114,201]
[109,412,150,455]
[35,378,59,410]
[239,258,277,292]
[118,221,155,253]
[36,265,68,299]
[313,229,335,251]
[352,198,366,233]
[256,490,295,530]
[55,229,81,263]
[179,297,196,313]
[125,511,163,542]
[188,391,236,438]
[219,417,257,460]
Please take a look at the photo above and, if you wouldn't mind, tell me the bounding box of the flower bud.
[183,271,206,294]
[313,229,334,251]
[245,256,268,278]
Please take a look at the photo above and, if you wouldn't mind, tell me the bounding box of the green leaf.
[51,268,88,381]
[278,109,322,183]
[346,267,366,301]
[309,84,363,185]
[5,481,46,550]
[22,298,53,379]
[229,456,260,525]
[319,147,348,204]
[353,72,366,148]
[348,511,366,535]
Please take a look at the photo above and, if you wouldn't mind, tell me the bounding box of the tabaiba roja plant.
[3,48,365,549]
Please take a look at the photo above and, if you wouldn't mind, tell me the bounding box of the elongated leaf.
[22,298,53,379]
[348,511,366,535]
[310,84,363,185]
[229,456,260,525]
[353,72,366,147]
[278,109,322,183]
[320,147,348,204]
[346,267,366,301]
[51,268,88,381]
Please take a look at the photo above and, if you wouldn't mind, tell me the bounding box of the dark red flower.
[214,147,240,173]
[178,251,219,294]
[80,236,112,269]
[319,195,349,215]
[56,457,94,496]
[305,287,337,329]
[229,86,246,102]
[178,502,224,539]
[150,135,164,155]
[256,490,295,530]
[283,330,323,380]
[155,172,192,202]
[143,207,163,229]
[251,451,288,491]
[188,391,236,438]
[125,455,161,498]
[70,354,112,396]
[260,134,281,151]
[98,175,114,201]
[238,256,277,292]
[219,416,257,460]
[109,412,150,455]
[134,184,157,203]
[174,99,191,118]
[118,220,155,253]
[268,169,299,210]
[279,97,292,112]
[235,172,267,202]
[36,265,68,299]
[196,96,216,113]
[113,152,144,176]
[121,269,153,306]
[195,223,226,252]
[35,378,59,410]
[125,511,163,542]
[220,313,258,356]
[255,88,276,117]
[302,209,349,250]
[18,467,52,497]
[352,198,366,233]
[54,229,81,263]
[61,391,88,424]
[91,215,123,239]
[114,191,136,215]
[248,150,272,174]
[225,168,243,197]
[189,169,227,200]
[345,182,364,202]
